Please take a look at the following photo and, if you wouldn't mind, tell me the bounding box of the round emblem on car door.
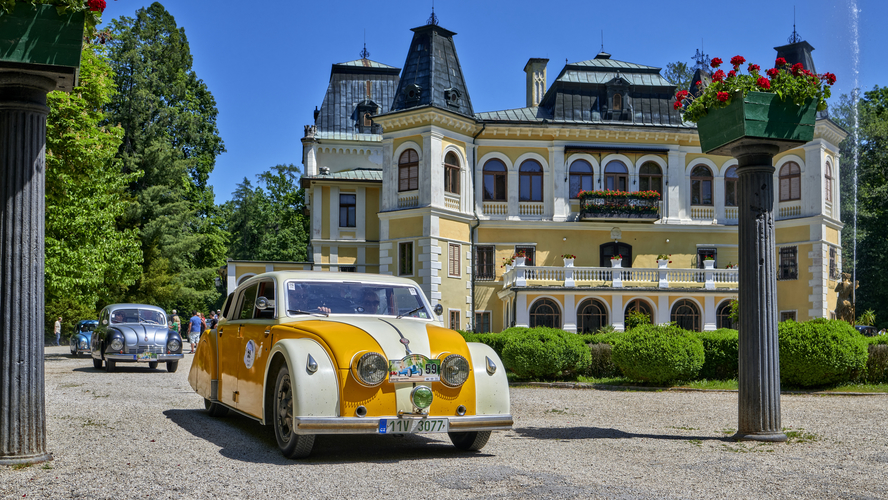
[244,339,256,369]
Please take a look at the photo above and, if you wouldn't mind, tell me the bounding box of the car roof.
[242,271,423,287]
[104,303,166,313]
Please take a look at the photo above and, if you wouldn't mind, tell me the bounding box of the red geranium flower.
[748,63,761,73]
[695,80,702,86]
[710,57,723,68]
[711,69,726,82]
[822,72,837,85]
[756,76,771,90]
[676,90,689,99]
[775,57,787,66]
[716,92,730,102]
[730,55,746,67]
[87,0,106,11]
[727,70,737,78]
[766,68,779,78]
[673,100,682,110]
[791,63,804,76]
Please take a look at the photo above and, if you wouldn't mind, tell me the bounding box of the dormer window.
[444,88,461,108]
[613,94,622,111]
[405,83,422,104]
[355,99,379,133]
[363,113,372,127]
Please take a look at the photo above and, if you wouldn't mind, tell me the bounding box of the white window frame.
[448,309,461,331]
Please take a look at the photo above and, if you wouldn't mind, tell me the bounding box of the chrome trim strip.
[104,353,185,361]
[293,414,513,435]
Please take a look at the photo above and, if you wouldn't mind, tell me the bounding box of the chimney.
[524,58,548,108]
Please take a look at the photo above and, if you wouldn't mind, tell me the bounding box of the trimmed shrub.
[501,327,591,379]
[611,324,704,384]
[581,329,626,347]
[869,335,888,346]
[585,343,621,378]
[779,318,869,387]
[863,344,888,383]
[696,329,739,380]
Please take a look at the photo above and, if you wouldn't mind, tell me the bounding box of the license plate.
[135,352,157,361]
[378,418,449,434]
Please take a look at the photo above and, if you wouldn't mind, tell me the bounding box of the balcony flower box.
[578,190,660,220]
[0,3,85,68]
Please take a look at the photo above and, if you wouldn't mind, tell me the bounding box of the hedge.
[779,319,869,387]
[501,327,591,379]
[611,324,704,384]
[696,329,739,380]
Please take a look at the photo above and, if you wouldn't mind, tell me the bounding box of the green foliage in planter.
[585,343,621,378]
[778,318,869,387]
[862,345,888,384]
[611,324,704,384]
[501,327,591,379]
[695,329,739,380]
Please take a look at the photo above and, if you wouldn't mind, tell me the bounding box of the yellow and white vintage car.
[188,271,512,458]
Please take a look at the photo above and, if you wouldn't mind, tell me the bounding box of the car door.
[236,278,277,419]
[218,282,258,408]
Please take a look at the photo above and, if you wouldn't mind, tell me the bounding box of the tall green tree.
[106,2,227,313]
[226,164,309,262]
[833,87,888,327]
[45,45,143,335]
[663,61,693,93]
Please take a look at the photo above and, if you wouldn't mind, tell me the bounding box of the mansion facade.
[227,20,846,333]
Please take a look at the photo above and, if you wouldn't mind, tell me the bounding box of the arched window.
[444,152,460,195]
[716,300,736,330]
[569,160,594,198]
[398,149,419,192]
[671,299,701,332]
[824,161,833,203]
[638,162,662,195]
[519,160,543,202]
[690,165,713,206]
[577,298,608,333]
[613,94,622,111]
[724,166,738,207]
[779,162,801,201]
[529,298,561,328]
[624,299,653,325]
[482,159,507,201]
[604,160,628,191]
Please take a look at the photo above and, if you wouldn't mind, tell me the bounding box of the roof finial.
[427,0,439,25]
[601,30,604,53]
[360,30,370,60]
[788,6,802,43]
[692,45,710,71]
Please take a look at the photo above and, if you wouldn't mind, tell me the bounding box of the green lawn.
[542,375,888,393]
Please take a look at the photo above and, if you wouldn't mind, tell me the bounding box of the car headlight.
[167,339,181,352]
[110,338,124,351]
[411,385,433,410]
[351,352,387,387]
[440,354,470,387]
[78,340,88,350]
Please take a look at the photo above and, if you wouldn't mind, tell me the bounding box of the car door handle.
[264,329,271,337]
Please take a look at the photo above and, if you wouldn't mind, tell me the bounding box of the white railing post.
[516,260,527,287]
[704,267,715,290]
[658,259,669,288]
[611,259,623,288]
[564,268,575,287]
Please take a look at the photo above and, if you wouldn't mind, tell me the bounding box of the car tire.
[148,361,158,370]
[72,350,78,358]
[166,361,179,373]
[273,365,315,459]
[448,431,491,451]
[105,359,116,373]
[204,398,230,417]
[92,358,102,370]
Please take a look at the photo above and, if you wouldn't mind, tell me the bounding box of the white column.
[379,220,391,275]
[703,295,716,331]
[667,150,688,222]
[312,184,323,240]
[227,262,237,295]
[329,186,340,240]
[329,246,338,272]
[612,294,624,331]
[427,131,444,209]
[563,294,576,333]
[357,247,366,273]
[658,295,670,325]
[803,142,824,217]
[381,138,395,211]
[515,293,529,327]
[474,146,484,216]
[550,146,566,221]
[714,175,725,222]
[508,170,519,220]
[302,140,319,176]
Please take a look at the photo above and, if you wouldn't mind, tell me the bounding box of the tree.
[106,2,227,314]
[44,45,143,336]
[663,61,693,93]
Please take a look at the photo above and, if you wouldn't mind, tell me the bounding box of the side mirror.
[256,296,269,310]
[434,304,444,316]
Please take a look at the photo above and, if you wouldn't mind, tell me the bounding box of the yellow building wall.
[776,225,809,245]
[338,246,357,265]
[364,246,379,265]
[235,265,266,284]
[825,226,839,245]
[441,137,466,157]
[472,286,502,332]
[366,188,380,240]
[777,243,813,321]
[389,217,424,240]
[394,136,423,155]
[439,218,469,242]
[477,146,549,166]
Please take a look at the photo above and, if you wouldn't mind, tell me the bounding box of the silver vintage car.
[91,303,184,372]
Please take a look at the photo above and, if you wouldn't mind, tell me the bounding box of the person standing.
[207,312,218,330]
[188,311,201,353]
[54,317,62,346]
[170,310,180,334]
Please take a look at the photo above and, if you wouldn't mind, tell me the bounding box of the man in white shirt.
[54,317,62,346]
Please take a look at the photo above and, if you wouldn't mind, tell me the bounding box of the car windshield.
[79,323,96,332]
[285,281,431,319]
[110,309,166,325]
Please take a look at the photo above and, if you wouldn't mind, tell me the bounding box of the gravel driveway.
[2,346,887,499]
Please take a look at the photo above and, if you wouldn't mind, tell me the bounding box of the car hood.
[112,325,170,347]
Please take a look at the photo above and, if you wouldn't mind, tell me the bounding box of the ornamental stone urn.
[610,257,622,268]
[703,260,716,270]
[657,259,670,269]
[563,258,575,267]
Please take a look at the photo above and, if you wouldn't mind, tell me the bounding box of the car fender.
[188,328,217,399]
[263,338,340,424]
[466,342,510,415]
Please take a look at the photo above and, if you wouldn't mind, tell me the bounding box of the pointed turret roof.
[389,23,474,117]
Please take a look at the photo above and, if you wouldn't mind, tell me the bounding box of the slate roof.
[313,58,400,141]
[302,168,383,182]
[389,24,474,118]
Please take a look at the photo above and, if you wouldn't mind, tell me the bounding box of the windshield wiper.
[397,306,425,319]
[288,309,329,317]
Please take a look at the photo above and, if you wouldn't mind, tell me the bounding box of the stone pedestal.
[0,72,56,464]
[732,144,787,442]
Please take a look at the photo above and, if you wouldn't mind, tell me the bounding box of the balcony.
[502,264,738,290]
[578,191,660,222]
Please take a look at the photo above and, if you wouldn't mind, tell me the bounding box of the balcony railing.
[482,201,508,216]
[444,194,460,211]
[502,264,738,290]
[398,191,419,208]
[578,192,660,221]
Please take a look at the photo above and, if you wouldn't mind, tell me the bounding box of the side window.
[254,280,276,319]
[238,283,259,320]
[221,293,234,320]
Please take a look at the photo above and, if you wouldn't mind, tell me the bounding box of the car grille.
[127,345,165,354]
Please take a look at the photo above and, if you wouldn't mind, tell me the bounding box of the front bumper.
[105,353,184,362]
[73,348,90,355]
[293,414,513,435]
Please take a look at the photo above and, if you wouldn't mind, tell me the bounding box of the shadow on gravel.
[164,409,494,465]
[514,426,729,442]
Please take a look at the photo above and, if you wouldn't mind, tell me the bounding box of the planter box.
[697,92,817,156]
[0,3,84,91]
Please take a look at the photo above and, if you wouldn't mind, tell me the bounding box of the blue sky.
[99,0,885,203]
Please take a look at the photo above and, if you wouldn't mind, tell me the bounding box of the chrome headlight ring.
[351,351,388,387]
[109,337,124,351]
[440,354,470,387]
[167,338,181,352]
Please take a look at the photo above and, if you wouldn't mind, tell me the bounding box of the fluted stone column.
[733,144,787,442]
[0,72,56,464]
